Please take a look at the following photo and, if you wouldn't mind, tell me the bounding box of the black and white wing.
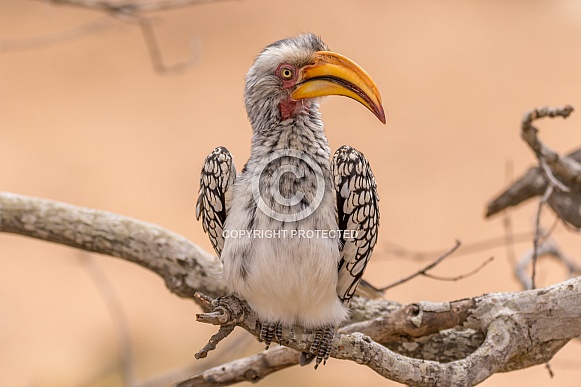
[331,145,380,304]
[196,146,236,257]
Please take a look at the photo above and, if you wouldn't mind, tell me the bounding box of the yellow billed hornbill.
[197,34,384,367]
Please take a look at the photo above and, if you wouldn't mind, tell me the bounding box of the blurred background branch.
[37,0,231,14]
[1,0,231,72]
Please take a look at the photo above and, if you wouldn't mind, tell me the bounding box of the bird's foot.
[299,325,336,369]
[258,321,283,349]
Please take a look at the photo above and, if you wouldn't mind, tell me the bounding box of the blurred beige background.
[1,1,581,386]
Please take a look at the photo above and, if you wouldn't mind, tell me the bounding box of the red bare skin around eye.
[276,63,304,120]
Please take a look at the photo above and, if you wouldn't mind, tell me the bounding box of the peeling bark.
[192,278,581,386]
[2,191,581,387]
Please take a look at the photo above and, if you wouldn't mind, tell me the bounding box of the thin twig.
[0,17,118,53]
[379,240,462,291]
[195,325,236,359]
[502,160,518,268]
[539,215,560,247]
[514,238,581,290]
[137,17,200,74]
[40,0,233,14]
[382,232,533,262]
[424,256,494,282]
[540,158,570,192]
[531,186,553,289]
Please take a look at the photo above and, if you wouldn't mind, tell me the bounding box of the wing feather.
[331,145,380,303]
[196,146,236,257]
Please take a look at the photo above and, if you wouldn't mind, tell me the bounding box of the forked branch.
[2,191,581,386]
[189,277,581,386]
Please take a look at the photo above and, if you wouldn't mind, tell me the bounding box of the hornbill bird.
[196,34,385,368]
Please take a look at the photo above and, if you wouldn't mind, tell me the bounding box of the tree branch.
[176,346,299,387]
[487,106,581,228]
[334,318,520,386]
[520,105,580,188]
[3,191,581,386]
[192,276,581,386]
[177,328,488,387]
[0,191,225,301]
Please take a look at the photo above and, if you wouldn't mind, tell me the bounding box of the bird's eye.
[280,68,294,80]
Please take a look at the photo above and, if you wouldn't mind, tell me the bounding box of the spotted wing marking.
[331,145,380,304]
[196,146,236,257]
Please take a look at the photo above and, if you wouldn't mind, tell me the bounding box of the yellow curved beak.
[290,51,386,124]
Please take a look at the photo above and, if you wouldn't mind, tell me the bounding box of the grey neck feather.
[244,98,331,172]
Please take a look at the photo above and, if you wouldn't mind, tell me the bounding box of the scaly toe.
[310,325,336,369]
[259,322,279,349]
[275,323,283,343]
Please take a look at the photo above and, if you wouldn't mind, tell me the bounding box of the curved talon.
[310,329,323,355]
[321,328,334,366]
[303,325,336,369]
[257,321,263,341]
[259,321,282,349]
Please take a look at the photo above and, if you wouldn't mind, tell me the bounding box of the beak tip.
[376,106,386,124]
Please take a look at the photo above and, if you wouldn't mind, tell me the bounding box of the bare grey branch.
[192,278,581,386]
[0,191,226,301]
[3,191,581,386]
